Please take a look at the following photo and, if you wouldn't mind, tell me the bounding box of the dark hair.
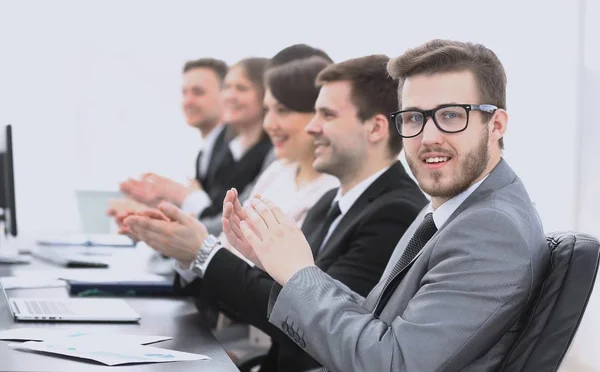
[317,55,403,155]
[233,57,271,101]
[266,56,331,113]
[270,44,333,68]
[183,58,228,81]
[387,39,507,149]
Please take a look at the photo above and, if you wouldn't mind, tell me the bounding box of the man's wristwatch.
[191,235,222,278]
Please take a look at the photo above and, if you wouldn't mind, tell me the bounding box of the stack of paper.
[1,328,209,365]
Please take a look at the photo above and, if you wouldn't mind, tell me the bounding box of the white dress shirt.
[319,165,392,250]
[181,130,248,217]
[227,136,246,163]
[426,175,489,229]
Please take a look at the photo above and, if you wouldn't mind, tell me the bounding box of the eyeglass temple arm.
[470,104,498,113]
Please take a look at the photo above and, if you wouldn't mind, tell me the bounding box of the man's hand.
[222,188,264,269]
[239,196,315,285]
[141,173,201,206]
[123,202,209,267]
[187,178,202,193]
[116,208,170,242]
[108,198,149,241]
[119,177,161,207]
[106,198,147,217]
[120,173,202,208]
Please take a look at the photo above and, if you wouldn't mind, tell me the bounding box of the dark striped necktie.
[374,212,437,315]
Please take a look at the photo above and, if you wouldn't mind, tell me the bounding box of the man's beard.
[407,128,490,199]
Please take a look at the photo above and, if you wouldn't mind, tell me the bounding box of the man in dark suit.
[124,55,427,371]
[110,58,231,232]
[112,58,275,236]
[191,131,273,223]
[228,40,551,372]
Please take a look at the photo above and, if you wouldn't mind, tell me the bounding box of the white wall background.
[580,0,600,237]
[0,0,599,369]
[559,1,600,370]
[0,0,592,239]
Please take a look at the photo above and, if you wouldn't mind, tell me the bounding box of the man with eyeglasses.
[222,39,550,371]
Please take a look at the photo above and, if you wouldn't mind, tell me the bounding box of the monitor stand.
[0,223,31,264]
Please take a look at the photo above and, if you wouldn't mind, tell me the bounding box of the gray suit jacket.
[267,159,550,372]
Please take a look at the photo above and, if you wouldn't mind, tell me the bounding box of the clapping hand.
[123,202,209,267]
[224,191,315,285]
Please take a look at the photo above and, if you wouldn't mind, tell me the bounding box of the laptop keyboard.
[23,300,74,315]
[10,298,141,322]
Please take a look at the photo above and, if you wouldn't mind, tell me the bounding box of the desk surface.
[0,250,239,372]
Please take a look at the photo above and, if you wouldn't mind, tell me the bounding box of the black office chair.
[500,232,600,371]
[236,349,269,372]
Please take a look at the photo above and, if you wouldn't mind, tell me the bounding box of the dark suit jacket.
[198,132,273,219]
[176,161,427,371]
[194,125,228,195]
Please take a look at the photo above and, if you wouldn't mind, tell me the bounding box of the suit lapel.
[316,162,406,261]
[195,150,204,183]
[303,190,338,258]
[204,126,229,186]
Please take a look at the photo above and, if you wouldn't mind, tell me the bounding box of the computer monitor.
[0,124,18,237]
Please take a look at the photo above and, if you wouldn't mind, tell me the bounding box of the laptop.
[7,298,141,322]
[1,285,140,322]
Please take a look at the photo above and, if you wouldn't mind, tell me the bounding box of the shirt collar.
[228,135,247,162]
[334,165,392,215]
[426,174,489,229]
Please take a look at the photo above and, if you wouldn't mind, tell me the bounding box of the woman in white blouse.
[216,54,340,348]
[216,56,339,264]
[246,56,340,227]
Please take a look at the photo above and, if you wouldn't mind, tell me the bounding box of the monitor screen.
[0,124,18,237]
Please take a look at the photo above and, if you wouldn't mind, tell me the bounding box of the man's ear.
[489,108,508,143]
[367,113,389,144]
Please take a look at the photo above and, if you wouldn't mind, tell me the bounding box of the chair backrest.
[500,232,600,371]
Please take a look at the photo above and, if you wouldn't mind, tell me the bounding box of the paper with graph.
[9,340,209,365]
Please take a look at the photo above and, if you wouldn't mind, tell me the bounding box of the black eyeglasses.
[390,104,498,138]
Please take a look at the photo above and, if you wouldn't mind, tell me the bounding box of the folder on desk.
[36,233,135,247]
[66,278,176,297]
